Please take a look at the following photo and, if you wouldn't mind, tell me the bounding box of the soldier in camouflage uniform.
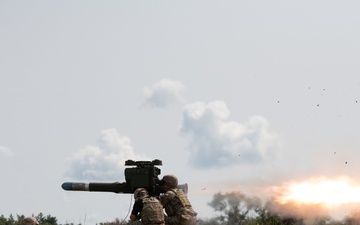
[20,217,39,225]
[129,188,165,225]
[160,175,198,225]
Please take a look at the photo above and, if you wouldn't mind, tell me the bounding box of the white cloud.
[65,128,149,181]
[0,146,14,156]
[179,101,281,168]
[142,79,185,108]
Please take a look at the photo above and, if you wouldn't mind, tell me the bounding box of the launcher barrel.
[61,182,132,194]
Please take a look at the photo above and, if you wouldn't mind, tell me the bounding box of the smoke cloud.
[179,101,280,168]
[65,128,149,181]
[265,199,330,224]
[208,191,262,213]
[142,79,185,108]
[206,191,338,225]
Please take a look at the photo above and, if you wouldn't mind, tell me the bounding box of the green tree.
[200,192,318,225]
[35,213,57,225]
[0,214,16,225]
[16,215,25,225]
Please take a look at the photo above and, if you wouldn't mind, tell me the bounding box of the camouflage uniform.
[160,175,197,225]
[141,197,165,225]
[128,221,143,225]
[130,188,165,225]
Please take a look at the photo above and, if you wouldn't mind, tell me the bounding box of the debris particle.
[345,161,348,164]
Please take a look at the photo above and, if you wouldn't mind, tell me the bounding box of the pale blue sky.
[1,1,360,224]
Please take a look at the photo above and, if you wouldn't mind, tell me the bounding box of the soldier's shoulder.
[166,189,180,197]
[144,196,161,203]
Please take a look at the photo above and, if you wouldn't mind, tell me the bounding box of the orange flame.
[274,176,360,207]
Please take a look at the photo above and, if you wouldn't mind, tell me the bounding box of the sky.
[1,0,360,224]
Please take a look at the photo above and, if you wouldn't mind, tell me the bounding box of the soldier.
[160,175,198,225]
[20,217,39,225]
[129,188,165,225]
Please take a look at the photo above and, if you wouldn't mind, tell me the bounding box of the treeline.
[0,212,357,225]
[3,191,360,225]
[0,213,58,225]
[197,191,360,225]
[0,212,358,225]
[0,213,122,225]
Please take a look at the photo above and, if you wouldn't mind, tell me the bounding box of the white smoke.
[179,101,280,168]
[65,128,149,181]
[142,79,185,108]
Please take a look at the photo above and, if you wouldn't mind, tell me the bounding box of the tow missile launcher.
[62,159,165,197]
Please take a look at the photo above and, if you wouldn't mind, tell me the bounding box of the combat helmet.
[134,188,149,200]
[20,217,39,225]
[162,174,178,188]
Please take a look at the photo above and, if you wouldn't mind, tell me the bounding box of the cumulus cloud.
[0,146,14,156]
[179,101,280,168]
[65,128,149,181]
[142,79,185,108]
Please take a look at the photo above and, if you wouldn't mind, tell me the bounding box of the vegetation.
[2,192,360,225]
[197,191,360,225]
[0,213,57,225]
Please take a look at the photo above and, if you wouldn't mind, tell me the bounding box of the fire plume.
[274,176,360,207]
